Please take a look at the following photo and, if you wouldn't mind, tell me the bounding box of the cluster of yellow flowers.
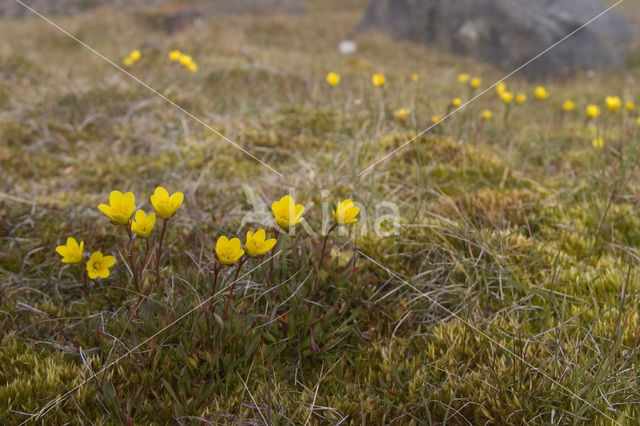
[56,237,116,280]
[169,50,198,72]
[325,72,400,88]
[123,49,141,67]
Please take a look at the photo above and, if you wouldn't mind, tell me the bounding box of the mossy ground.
[2,1,640,424]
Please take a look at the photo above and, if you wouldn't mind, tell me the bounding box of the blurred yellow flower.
[151,186,184,219]
[215,236,244,265]
[179,54,193,66]
[481,109,492,120]
[326,72,341,87]
[99,191,135,225]
[431,114,443,124]
[605,96,622,112]
[592,137,605,148]
[496,82,506,94]
[410,73,419,82]
[470,77,482,88]
[458,73,470,84]
[534,86,549,100]
[393,107,411,121]
[131,210,156,238]
[245,229,277,257]
[452,98,462,108]
[625,101,635,111]
[586,104,601,118]
[562,100,576,111]
[333,199,359,225]
[86,251,115,279]
[500,91,514,104]
[187,62,198,72]
[123,57,134,67]
[372,73,386,87]
[55,237,84,264]
[169,50,181,61]
[271,195,305,229]
[130,49,141,62]
[515,93,527,104]
[637,117,640,127]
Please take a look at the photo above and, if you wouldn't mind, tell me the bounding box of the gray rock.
[356,0,635,77]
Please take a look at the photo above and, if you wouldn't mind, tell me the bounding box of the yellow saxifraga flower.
[151,186,184,219]
[458,73,470,84]
[271,195,305,229]
[245,230,277,257]
[534,86,549,100]
[333,199,359,225]
[410,73,419,82]
[470,77,482,88]
[562,100,576,111]
[216,236,244,265]
[431,114,443,124]
[606,96,622,112]
[500,91,514,104]
[394,107,411,121]
[515,93,527,104]
[99,191,135,225]
[187,62,198,72]
[326,72,341,86]
[56,237,84,264]
[592,137,605,148]
[586,104,600,118]
[86,251,115,279]
[481,110,492,120]
[452,98,462,108]
[123,57,134,67]
[372,73,386,87]
[131,210,156,238]
[496,82,506,94]
[625,101,635,111]
[169,50,181,62]
[179,54,193,67]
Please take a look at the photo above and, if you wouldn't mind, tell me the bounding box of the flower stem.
[125,224,138,290]
[318,223,337,267]
[155,218,168,287]
[223,258,245,319]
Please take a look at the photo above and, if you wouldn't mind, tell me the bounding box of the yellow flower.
[393,107,411,121]
[452,98,462,108]
[245,229,277,257]
[131,210,156,238]
[500,91,514,104]
[515,93,527,104]
[55,237,84,264]
[123,57,134,67]
[271,195,305,229]
[606,96,622,112]
[625,101,635,111]
[179,54,193,66]
[130,49,141,62]
[86,251,115,279]
[215,236,244,265]
[326,72,341,87]
[187,62,198,73]
[481,109,492,120]
[333,199,359,225]
[410,73,419,82]
[150,186,184,219]
[534,86,549,100]
[99,191,135,225]
[169,50,182,62]
[592,137,605,148]
[586,104,601,118]
[562,100,576,111]
[470,77,482,88]
[458,73,470,84]
[431,114,443,124]
[372,73,386,87]
[496,82,506,94]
